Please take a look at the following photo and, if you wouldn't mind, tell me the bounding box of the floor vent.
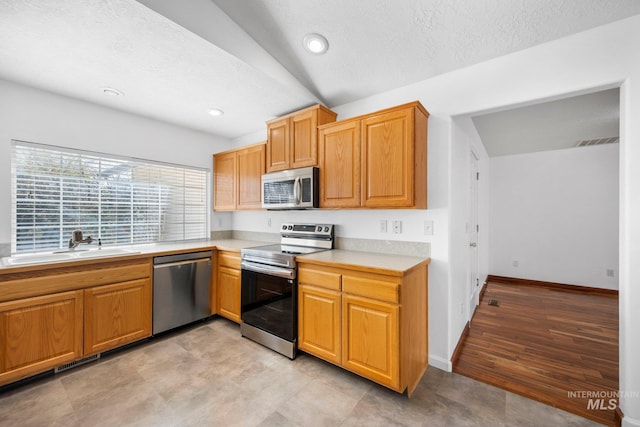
[54,354,100,373]
[488,299,500,307]
[575,136,619,147]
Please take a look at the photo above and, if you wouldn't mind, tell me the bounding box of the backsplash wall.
[226,208,443,257]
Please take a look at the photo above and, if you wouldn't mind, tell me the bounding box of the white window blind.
[11,140,209,253]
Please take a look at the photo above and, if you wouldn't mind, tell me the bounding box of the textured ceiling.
[0,0,638,142]
[472,88,620,157]
[213,0,640,106]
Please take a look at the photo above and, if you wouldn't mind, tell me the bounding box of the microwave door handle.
[293,176,301,205]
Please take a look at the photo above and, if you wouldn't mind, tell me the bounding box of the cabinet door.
[84,279,152,355]
[266,117,290,172]
[291,110,316,169]
[298,284,341,364]
[237,144,265,210]
[217,265,241,323]
[0,291,83,386]
[213,151,237,211]
[318,120,361,208]
[342,293,400,390]
[361,108,414,207]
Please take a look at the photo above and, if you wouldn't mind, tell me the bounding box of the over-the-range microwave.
[261,166,319,210]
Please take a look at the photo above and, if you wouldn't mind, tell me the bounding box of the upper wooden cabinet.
[362,104,428,208]
[318,101,428,209]
[213,143,265,211]
[237,144,266,209]
[213,150,236,211]
[266,104,337,172]
[318,119,361,208]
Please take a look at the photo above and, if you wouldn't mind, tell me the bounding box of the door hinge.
[476,224,479,232]
[476,172,479,180]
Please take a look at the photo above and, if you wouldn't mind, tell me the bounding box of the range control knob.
[282,225,287,230]
[287,225,293,230]
[324,226,330,232]
[316,226,322,232]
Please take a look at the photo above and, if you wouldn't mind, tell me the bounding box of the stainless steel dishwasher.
[153,250,212,334]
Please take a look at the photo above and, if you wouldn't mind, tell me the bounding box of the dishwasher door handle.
[153,258,211,269]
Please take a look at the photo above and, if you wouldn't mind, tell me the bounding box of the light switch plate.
[424,220,433,235]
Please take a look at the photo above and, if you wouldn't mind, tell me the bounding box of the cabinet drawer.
[0,260,152,303]
[298,267,341,291]
[217,251,241,269]
[342,275,399,303]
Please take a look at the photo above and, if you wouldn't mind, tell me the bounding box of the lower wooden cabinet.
[298,284,341,364]
[0,290,84,385]
[297,260,428,396]
[342,293,399,389]
[216,250,242,323]
[83,278,152,355]
[0,258,153,387]
[217,266,241,323]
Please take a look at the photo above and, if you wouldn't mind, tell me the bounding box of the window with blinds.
[11,140,209,253]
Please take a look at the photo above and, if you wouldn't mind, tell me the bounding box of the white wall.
[0,79,232,246]
[490,144,619,289]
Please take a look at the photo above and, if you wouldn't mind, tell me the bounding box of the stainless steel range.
[240,223,334,358]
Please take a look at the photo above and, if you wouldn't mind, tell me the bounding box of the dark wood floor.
[453,278,619,426]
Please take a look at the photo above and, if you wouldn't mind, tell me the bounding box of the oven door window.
[241,269,296,342]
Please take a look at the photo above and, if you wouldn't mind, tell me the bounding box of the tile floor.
[0,318,602,426]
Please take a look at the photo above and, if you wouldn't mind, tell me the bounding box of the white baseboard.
[623,415,640,427]
[428,355,452,372]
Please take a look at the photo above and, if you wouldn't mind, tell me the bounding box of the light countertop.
[0,239,266,274]
[0,239,429,276]
[296,249,430,275]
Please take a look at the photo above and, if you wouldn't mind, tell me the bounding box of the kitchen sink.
[3,252,76,265]
[1,248,141,267]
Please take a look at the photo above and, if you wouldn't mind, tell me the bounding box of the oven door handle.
[241,261,296,280]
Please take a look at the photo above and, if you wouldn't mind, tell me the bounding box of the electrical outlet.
[423,220,433,235]
[267,218,271,228]
[607,269,615,277]
[392,220,402,234]
[512,260,519,267]
[380,220,388,233]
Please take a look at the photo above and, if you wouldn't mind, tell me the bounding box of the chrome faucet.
[68,229,93,249]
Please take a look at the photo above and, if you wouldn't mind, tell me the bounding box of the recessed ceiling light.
[101,87,123,97]
[303,33,329,54]
[208,108,224,117]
